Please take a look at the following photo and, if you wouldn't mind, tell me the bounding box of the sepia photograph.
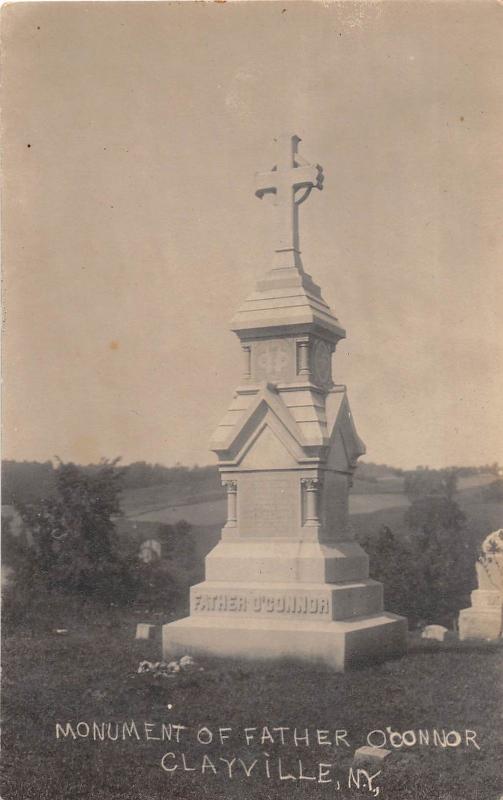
[1,2,502,798]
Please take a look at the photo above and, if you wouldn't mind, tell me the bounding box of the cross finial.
[255,135,324,270]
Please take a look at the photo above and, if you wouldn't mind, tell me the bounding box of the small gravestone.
[354,746,392,766]
[421,624,449,642]
[459,529,503,640]
[136,623,157,641]
[139,538,162,563]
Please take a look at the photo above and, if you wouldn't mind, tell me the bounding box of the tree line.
[1,460,221,506]
[2,458,500,506]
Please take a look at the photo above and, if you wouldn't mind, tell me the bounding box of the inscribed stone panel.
[238,472,299,538]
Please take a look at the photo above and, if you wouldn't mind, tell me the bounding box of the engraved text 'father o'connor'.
[193,593,330,616]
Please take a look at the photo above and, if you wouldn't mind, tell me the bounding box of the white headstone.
[139,538,162,563]
[459,529,503,640]
[476,529,503,593]
[421,624,449,642]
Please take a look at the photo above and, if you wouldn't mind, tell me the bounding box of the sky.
[2,0,502,470]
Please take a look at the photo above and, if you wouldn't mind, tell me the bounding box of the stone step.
[458,606,503,640]
[162,612,407,672]
[189,579,383,622]
[470,589,503,609]
[205,540,369,584]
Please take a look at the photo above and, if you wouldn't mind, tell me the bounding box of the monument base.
[458,609,502,641]
[458,588,503,641]
[162,612,407,672]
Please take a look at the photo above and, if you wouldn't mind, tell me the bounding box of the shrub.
[131,559,193,613]
[405,495,475,625]
[482,480,503,502]
[157,520,196,571]
[403,467,459,502]
[361,489,477,628]
[8,460,138,615]
[361,526,424,625]
[131,521,199,613]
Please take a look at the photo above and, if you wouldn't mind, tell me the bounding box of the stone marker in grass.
[353,746,392,766]
[162,135,407,670]
[136,623,157,641]
[421,624,449,642]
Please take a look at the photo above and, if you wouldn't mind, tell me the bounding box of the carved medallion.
[254,340,291,381]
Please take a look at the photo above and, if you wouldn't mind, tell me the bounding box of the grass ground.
[2,598,502,800]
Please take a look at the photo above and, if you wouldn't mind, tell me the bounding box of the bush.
[1,520,43,629]
[131,560,193,613]
[131,521,199,613]
[482,480,503,502]
[1,459,55,505]
[405,495,475,626]
[135,520,199,611]
[403,467,459,502]
[361,493,477,629]
[157,520,196,571]
[7,460,138,620]
[362,526,424,625]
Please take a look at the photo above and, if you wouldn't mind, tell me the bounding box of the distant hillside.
[118,471,498,531]
[1,460,222,506]
[3,458,501,584]
[2,461,498,512]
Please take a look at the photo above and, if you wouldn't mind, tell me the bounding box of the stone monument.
[459,529,503,640]
[162,134,407,670]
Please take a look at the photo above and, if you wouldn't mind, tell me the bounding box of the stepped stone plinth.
[162,134,407,670]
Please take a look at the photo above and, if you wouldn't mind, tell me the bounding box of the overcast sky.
[2,1,502,470]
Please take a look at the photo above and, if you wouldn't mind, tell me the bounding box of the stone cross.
[255,134,323,267]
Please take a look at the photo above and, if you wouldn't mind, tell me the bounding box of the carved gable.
[327,428,349,471]
[326,392,366,472]
[240,422,299,470]
[211,383,306,465]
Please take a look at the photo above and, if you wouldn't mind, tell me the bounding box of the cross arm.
[292,163,324,192]
[255,169,277,199]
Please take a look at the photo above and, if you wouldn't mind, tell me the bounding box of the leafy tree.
[363,525,421,621]
[403,471,475,625]
[482,480,503,502]
[132,521,197,612]
[1,459,55,505]
[13,459,137,605]
[406,497,474,625]
[362,466,477,628]
[404,467,459,502]
[405,495,466,539]
[158,520,195,570]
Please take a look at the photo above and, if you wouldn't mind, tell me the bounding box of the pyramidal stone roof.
[230,263,346,341]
